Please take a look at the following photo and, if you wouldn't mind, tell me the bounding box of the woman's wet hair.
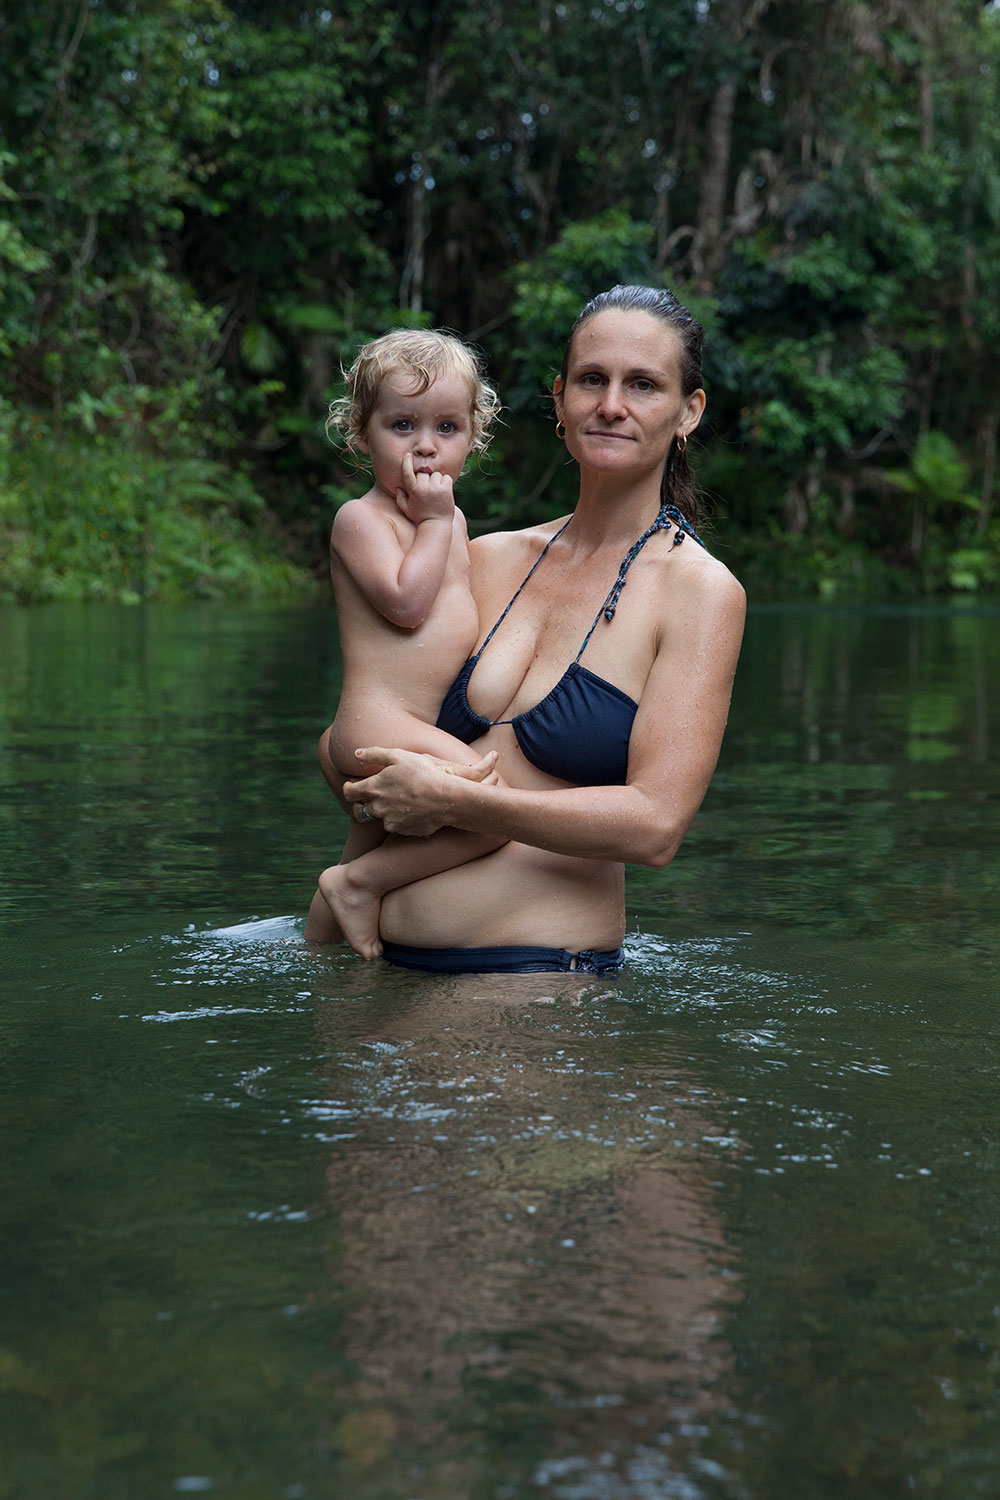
[327,328,500,457]
[561,284,705,528]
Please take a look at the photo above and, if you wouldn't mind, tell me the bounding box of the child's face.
[360,369,475,501]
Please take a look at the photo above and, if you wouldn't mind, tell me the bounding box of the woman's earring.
[676,433,687,454]
[555,421,566,440]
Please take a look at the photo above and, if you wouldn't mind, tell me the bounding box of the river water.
[1,601,998,1499]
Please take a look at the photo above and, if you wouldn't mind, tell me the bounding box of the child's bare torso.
[328,507,479,776]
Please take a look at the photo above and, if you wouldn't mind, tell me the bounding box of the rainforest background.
[1,0,998,602]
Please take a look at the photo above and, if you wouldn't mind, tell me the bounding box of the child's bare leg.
[306,730,387,944]
[317,825,505,960]
[317,727,356,811]
[304,887,343,944]
[312,718,503,957]
[320,718,498,803]
[304,816,385,945]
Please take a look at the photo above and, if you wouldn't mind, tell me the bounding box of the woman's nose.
[598,381,627,417]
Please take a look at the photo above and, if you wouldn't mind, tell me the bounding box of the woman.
[314,284,746,973]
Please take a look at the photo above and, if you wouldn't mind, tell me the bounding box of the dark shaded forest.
[1,0,998,600]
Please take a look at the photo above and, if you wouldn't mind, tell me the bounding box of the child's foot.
[304,887,344,944]
[317,865,383,960]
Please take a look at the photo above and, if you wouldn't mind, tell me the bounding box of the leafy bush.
[0,430,313,604]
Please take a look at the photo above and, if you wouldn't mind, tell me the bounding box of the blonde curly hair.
[326,328,500,457]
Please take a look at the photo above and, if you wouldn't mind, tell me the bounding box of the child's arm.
[332,455,459,629]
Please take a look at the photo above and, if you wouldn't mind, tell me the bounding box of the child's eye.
[438,421,457,434]
[391,419,414,431]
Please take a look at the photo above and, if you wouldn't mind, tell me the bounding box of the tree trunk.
[692,77,738,288]
[784,480,808,533]
[838,476,856,539]
[919,63,934,150]
[399,171,427,313]
[979,411,997,535]
[399,50,442,312]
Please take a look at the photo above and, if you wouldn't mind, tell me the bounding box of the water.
[1,602,998,1499]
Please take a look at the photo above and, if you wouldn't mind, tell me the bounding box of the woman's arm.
[345,564,746,868]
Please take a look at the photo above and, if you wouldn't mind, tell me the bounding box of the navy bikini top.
[436,505,705,785]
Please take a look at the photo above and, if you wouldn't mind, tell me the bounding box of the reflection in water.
[3,604,1000,1496]
[313,966,740,1496]
[637,605,1000,966]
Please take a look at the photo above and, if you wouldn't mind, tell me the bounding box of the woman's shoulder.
[649,529,746,624]
[691,539,744,593]
[676,546,747,644]
[468,518,571,579]
[470,516,570,555]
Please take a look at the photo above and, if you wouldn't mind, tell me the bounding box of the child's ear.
[355,430,370,456]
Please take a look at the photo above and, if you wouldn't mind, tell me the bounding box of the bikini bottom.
[380,942,625,976]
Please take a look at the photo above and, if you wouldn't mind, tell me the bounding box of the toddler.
[305,329,503,957]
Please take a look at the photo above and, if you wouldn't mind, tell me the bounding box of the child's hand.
[395,452,457,525]
[440,756,501,787]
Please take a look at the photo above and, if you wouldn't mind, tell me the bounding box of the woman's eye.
[633,379,654,392]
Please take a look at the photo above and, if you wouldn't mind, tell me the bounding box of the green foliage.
[240,321,285,374]
[884,432,979,514]
[0,0,239,473]
[0,152,51,359]
[1,0,1000,598]
[0,432,311,604]
[947,539,1000,593]
[724,527,905,604]
[506,211,659,408]
[740,338,908,458]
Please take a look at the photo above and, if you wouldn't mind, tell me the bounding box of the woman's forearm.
[346,751,702,869]
[438,776,696,867]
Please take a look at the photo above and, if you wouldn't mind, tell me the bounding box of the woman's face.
[554,308,705,478]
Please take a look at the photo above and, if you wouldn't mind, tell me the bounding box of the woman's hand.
[345,747,498,836]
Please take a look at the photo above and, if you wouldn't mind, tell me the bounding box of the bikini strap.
[470,516,574,663]
[574,504,705,664]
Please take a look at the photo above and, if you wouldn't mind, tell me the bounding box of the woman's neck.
[567,467,664,548]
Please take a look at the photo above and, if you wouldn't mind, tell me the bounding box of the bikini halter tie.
[599,503,706,625]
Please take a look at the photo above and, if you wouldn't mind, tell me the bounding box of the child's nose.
[413,428,437,454]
